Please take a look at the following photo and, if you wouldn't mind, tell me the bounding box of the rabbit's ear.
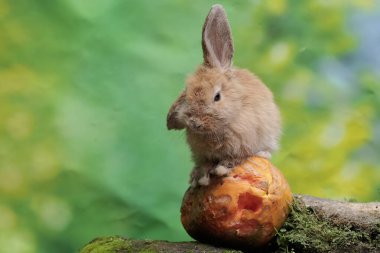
[202,4,234,69]
[167,92,186,130]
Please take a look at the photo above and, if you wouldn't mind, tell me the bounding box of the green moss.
[275,200,380,253]
[80,236,132,253]
[79,237,244,253]
[138,250,158,253]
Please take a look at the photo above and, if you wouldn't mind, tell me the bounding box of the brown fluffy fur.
[167,5,281,186]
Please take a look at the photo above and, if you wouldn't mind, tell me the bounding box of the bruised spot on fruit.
[238,192,262,212]
[232,173,260,184]
[234,219,259,236]
[233,173,269,194]
[262,205,270,212]
[231,170,268,192]
[208,194,233,219]
[213,194,232,205]
[255,181,269,193]
[260,222,276,239]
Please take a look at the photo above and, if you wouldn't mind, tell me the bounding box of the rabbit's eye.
[214,92,221,102]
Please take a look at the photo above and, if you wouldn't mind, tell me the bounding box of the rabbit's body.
[186,67,280,163]
[167,5,281,186]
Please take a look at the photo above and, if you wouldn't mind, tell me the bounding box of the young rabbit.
[167,4,281,187]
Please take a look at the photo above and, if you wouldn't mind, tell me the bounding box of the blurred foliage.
[0,0,379,252]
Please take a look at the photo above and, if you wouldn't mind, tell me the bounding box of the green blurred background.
[0,0,379,252]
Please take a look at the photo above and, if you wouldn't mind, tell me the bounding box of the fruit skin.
[181,156,292,248]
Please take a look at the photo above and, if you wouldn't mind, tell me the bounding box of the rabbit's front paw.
[213,165,231,176]
[198,174,210,186]
[255,151,272,159]
[212,159,243,177]
[189,165,212,187]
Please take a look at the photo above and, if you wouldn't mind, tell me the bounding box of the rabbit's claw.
[198,174,210,186]
[255,151,272,159]
[213,165,230,176]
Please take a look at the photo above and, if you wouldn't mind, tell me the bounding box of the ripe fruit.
[181,156,292,248]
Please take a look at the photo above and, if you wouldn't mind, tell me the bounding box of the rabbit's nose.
[189,118,202,130]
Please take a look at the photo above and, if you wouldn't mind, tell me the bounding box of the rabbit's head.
[167,5,235,133]
[167,5,280,153]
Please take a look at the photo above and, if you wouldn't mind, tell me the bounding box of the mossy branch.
[276,195,380,253]
[79,195,380,253]
[79,237,241,253]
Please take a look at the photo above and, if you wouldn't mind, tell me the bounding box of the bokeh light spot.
[5,111,33,139]
[0,167,24,194]
[268,42,292,67]
[31,196,72,232]
[31,146,60,181]
[0,0,9,17]
[0,229,36,253]
[265,0,287,15]
[320,119,345,148]
[0,205,17,229]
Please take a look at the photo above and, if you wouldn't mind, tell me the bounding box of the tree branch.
[79,195,380,253]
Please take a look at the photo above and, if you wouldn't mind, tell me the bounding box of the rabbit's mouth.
[187,125,207,133]
[187,125,215,135]
[187,125,219,136]
[187,118,206,132]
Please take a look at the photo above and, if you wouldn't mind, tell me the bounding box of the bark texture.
[276,195,379,253]
[295,194,379,232]
[79,195,380,253]
[79,236,241,253]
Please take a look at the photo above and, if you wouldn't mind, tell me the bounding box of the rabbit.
[167,4,281,187]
